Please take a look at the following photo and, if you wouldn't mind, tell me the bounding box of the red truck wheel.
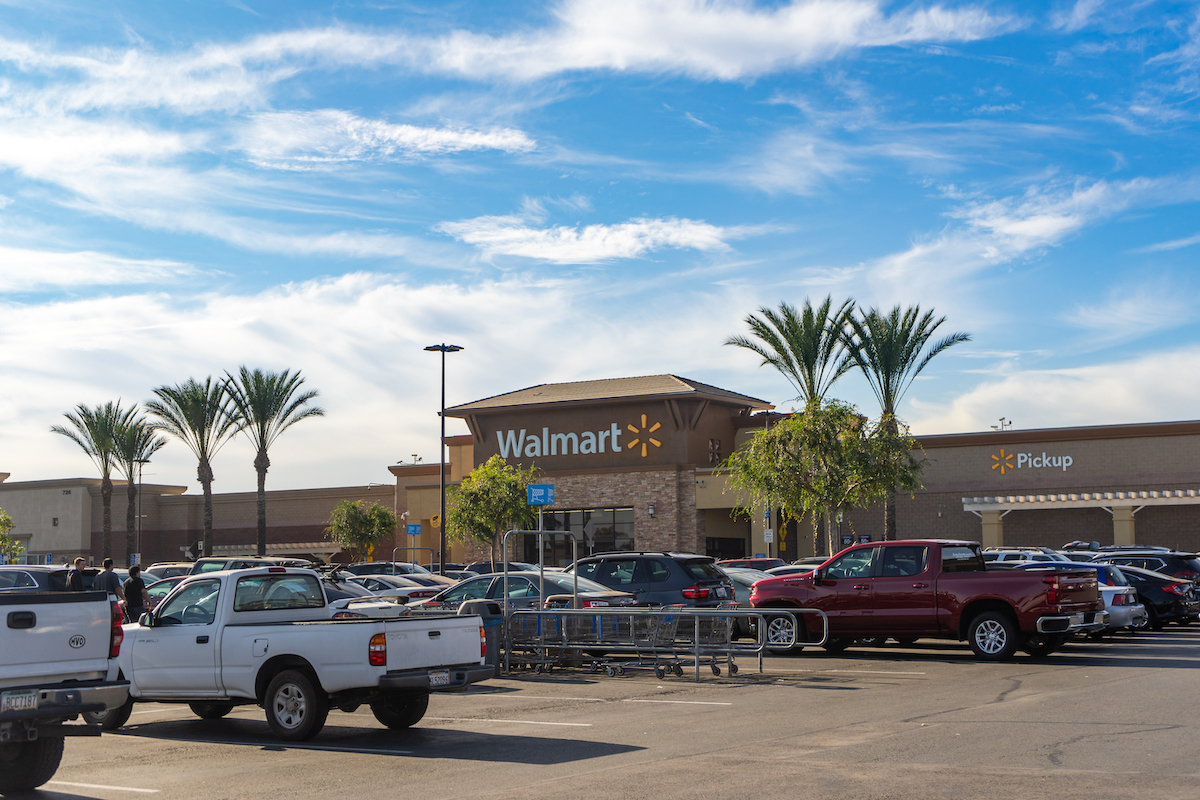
[967,612,1018,660]
[764,613,804,654]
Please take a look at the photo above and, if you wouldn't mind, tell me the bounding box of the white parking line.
[426,717,592,727]
[48,781,159,794]
[622,699,732,706]
[486,695,606,702]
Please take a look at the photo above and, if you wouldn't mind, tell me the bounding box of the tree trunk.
[125,480,137,566]
[255,449,270,557]
[198,459,214,557]
[824,510,834,559]
[101,475,113,558]
[885,493,897,541]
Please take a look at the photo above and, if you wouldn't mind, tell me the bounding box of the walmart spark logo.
[626,415,662,458]
[991,449,1015,475]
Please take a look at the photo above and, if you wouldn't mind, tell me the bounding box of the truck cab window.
[825,549,873,579]
[156,579,221,625]
[881,546,928,577]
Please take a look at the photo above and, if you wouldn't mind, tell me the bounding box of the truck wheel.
[370,694,429,729]
[967,611,1018,660]
[0,735,65,792]
[1023,634,1067,657]
[190,702,234,720]
[83,695,135,730]
[765,613,804,654]
[822,638,851,653]
[265,669,329,741]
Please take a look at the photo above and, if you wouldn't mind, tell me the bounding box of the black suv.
[565,552,733,607]
[1087,548,1200,581]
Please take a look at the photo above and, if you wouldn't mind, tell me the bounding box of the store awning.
[963,488,1200,513]
[179,542,343,558]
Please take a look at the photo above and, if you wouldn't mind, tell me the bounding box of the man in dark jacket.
[124,565,149,622]
[67,557,88,591]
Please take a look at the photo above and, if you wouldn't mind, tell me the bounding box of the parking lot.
[35,627,1200,800]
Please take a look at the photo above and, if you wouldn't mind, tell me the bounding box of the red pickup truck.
[749,539,1107,660]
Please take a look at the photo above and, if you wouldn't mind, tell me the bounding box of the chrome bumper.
[1036,610,1109,634]
[378,664,493,692]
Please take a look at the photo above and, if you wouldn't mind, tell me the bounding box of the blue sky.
[2,0,1199,493]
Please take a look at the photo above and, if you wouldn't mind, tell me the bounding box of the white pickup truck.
[96,567,492,741]
[1,590,130,792]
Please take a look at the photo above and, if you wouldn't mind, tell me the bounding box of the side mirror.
[138,612,154,627]
[812,568,826,585]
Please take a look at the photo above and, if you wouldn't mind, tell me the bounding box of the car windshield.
[541,573,612,593]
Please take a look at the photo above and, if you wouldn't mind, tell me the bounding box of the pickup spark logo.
[625,415,662,458]
[991,449,1015,475]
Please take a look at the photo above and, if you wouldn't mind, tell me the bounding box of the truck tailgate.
[0,592,113,686]
[384,615,481,671]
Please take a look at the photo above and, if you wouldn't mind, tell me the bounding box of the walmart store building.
[393,375,1200,564]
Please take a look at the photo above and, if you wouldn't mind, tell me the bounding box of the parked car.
[983,548,1071,563]
[410,571,636,611]
[1088,549,1200,582]
[0,564,99,592]
[565,551,734,608]
[347,573,445,602]
[463,561,538,574]
[717,567,771,638]
[341,561,456,587]
[144,575,188,611]
[717,557,785,571]
[420,563,479,581]
[1012,562,1147,634]
[142,562,195,581]
[765,563,820,577]
[1111,565,1200,630]
[188,556,311,574]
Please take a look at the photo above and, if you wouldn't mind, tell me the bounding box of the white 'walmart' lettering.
[497,424,625,458]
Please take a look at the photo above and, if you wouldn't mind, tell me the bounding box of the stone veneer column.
[1111,506,1135,546]
[980,509,1004,548]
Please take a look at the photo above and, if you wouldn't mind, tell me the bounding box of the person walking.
[124,565,149,623]
[96,557,126,602]
[67,557,88,591]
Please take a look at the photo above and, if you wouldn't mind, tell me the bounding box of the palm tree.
[146,378,241,557]
[52,402,134,558]
[224,367,324,556]
[114,412,168,565]
[725,296,856,408]
[843,304,971,540]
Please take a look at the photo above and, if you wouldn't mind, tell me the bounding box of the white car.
[347,573,445,603]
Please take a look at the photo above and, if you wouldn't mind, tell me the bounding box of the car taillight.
[681,585,711,600]
[109,603,124,658]
[582,599,610,607]
[480,626,486,658]
[1162,583,1189,597]
[333,611,366,619]
[1044,576,1060,606]
[1110,593,1125,606]
[413,590,438,599]
[369,632,387,666]
[1176,570,1199,580]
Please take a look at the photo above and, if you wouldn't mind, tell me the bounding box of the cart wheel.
[606,667,617,677]
[673,665,684,676]
[534,664,544,674]
[616,666,626,676]
[730,663,738,675]
[655,666,665,679]
[711,665,721,676]
[590,662,600,673]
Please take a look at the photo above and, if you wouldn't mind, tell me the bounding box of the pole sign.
[45,553,54,565]
[406,524,421,537]
[527,484,555,505]
[763,528,774,543]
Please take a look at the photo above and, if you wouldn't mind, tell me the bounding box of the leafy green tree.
[146,378,241,557]
[325,500,397,562]
[114,412,168,565]
[723,400,924,557]
[0,507,23,564]
[726,296,856,407]
[52,401,135,558]
[224,367,324,556]
[843,304,970,540]
[446,455,539,564]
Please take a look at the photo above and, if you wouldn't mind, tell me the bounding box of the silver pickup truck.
[0,590,130,793]
[98,567,492,741]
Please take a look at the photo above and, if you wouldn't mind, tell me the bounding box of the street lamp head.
[424,344,464,353]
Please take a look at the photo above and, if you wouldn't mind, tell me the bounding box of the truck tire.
[370,694,430,729]
[822,638,852,653]
[265,669,329,741]
[1023,634,1067,657]
[0,735,65,792]
[83,695,135,730]
[190,702,234,720]
[764,613,804,654]
[967,611,1018,660]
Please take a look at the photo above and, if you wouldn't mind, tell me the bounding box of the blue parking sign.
[527,484,555,505]
[406,523,421,536]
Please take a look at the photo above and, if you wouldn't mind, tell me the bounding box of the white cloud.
[238,110,536,169]
[1051,0,1104,33]
[909,346,1200,434]
[1063,284,1195,348]
[730,130,858,194]
[0,246,193,291]
[436,215,758,263]
[1132,232,1200,253]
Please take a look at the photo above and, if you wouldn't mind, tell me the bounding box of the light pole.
[424,343,463,575]
[134,458,151,565]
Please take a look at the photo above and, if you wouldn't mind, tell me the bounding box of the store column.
[1112,506,1136,546]
[980,509,1004,548]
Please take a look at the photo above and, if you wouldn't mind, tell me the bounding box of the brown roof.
[447,374,772,414]
[918,419,1200,449]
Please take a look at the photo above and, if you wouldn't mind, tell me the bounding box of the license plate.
[428,669,450,688]
[1,690,38,713]
[716,587,728,598]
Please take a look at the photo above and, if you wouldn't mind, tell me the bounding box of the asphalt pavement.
[30,627,1200,800]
